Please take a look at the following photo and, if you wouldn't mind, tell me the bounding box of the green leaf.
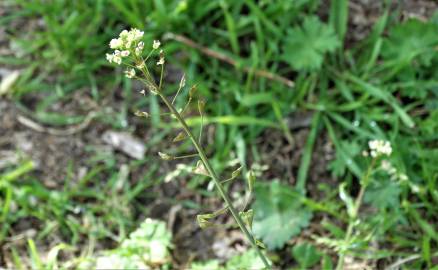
[322,254,334,270]
[282,16,340,71]
[225,249,269,270]
[292,242,321,269]
[191,260,222,270]
[252,180,313,249]
[364,179,401,210]
[382,19,438,66]
[329,0,348,42]
[93,218,172,269]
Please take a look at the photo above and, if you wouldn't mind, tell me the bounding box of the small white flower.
[140,89,146,95]
[109,38,123,49]
[125,40,132,49]
[153,40,161,49]
[119,30,129,39]
[113,56,122,65]
[130,28,144,41]
[106,53,122,65]
[368,140,392,157]
[135,41,144,56]
[121,50,130,57]
[125,68,136,78]
[106,53,114,63]
[157,57,165,65]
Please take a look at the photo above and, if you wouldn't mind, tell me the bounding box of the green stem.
[159,93,271,269]
[336,158,376,270]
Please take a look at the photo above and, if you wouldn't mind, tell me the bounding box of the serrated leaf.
[292,242,321,269]
[364,179,401,210]
[252,180,313,249]
[225,249,269,270]
[382,19,438,66]
[191,260,222,270]
[94,218,172,269]
[328,141,361,177]
[282,16,340,71]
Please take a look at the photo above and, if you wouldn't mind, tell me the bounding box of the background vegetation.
[1,0,438,269]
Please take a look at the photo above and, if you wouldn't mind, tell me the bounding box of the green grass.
[1,0,438,269]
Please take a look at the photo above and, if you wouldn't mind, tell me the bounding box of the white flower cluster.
[106,28,144,65]
[368,140,392,157]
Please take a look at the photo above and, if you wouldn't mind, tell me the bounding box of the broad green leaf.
[282,16,340,71]
[191,260,222,270]
[91,218,172,269]
[252,180,312,249]
[382,19,438,66]
[292,242,321,269]
[364,180,401,210]
[225,249,269,270]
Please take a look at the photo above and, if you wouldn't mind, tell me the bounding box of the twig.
[17,112,97,136]
[164,32,294,88]
[385,251,438,270]
[385,254,421,270]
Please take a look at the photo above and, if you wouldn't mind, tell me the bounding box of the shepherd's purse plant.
[105,28,271,269]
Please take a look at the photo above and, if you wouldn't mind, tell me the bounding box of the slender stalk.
[336,158,376,270]
[159,93,271,269]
